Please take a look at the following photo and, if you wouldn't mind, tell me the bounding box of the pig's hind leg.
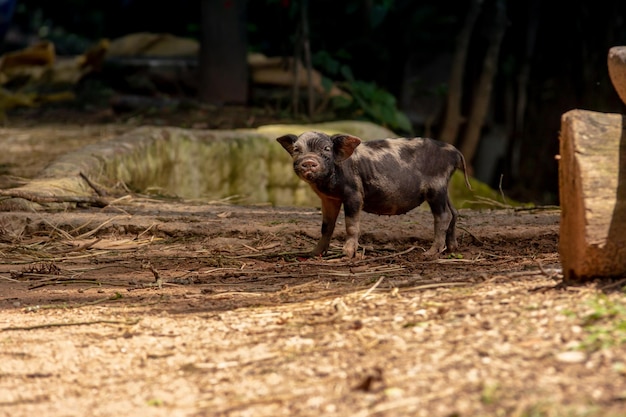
[423,190,454,258]
[444,196,459,253]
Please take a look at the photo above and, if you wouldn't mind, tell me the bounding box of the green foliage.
[480,382,501,405]
[344,0,394,28]
[146,398,164,407]
[335,80,413,135]
[573,294,626,351]
[313,50,413,135]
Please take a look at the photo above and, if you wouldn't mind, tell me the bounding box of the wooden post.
[608,46,626,106]
[558,109,626,280]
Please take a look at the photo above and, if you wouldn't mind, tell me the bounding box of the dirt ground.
[1,111,626,417]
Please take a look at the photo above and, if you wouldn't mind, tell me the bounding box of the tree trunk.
[506,0,541,182]
[438,0,483,145]
[291,0,314,117]
[301,0,314,117]
[198,0,248,105]
[459,0,507,168]
[559,109,626,281]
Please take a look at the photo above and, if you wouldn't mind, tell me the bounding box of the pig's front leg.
[342,196,362,258]
[311,196,342,256]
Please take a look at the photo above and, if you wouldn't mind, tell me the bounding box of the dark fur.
[277,131,471,258]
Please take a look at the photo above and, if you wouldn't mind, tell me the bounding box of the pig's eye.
[323,146,331,152]
[293,146,300,153]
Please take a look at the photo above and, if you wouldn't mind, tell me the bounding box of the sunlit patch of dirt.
[1,199,626,417]
[1,112,626,416]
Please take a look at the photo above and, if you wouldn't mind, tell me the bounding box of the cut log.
[559,109,626,280]
[608,46,626,107]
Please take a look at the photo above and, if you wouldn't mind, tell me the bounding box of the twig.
[136,223,157,240]
[24,293,124,310]
[401,281,470,291]
[463,195,512,208]
[360,276,385,300]
[432,258,480,264]
[513,205,560,212]
[75,215,130,240]
[242,244,260,253]
[5,250,114,265]
[79,172,107,196]
[599,278,626,291]
[139,262,163,289]
[350,246,419,265]
[227,250,311,259]
[54,238,103,254]
[498,173,509,206]
[537,260,561,279]
[0,274,21,282]
[458,226,485,246]
[28,279,119,290]
[320,266,405,277]
[2,318,140,332]
[35,215,74,240]
[277,280,320,295]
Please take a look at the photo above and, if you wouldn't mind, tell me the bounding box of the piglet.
[277,131,471,258]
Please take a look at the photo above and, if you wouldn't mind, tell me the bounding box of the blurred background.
[1,0,626,205]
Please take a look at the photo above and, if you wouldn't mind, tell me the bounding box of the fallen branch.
[401,281,471,291]
[137,262,163,289]
[2,318,140,332]
[599,277,626,291]
[458,226,485,246]
[0,190,110,208]
[28,279,117,290]
[6,250,114,265]
[24,293,124,311]
[537,261,559,278]
[79,172,107,196]
[227,250,312,259]
[349,246,419,265]
[74,215,131,240]
[0,274,21,282]
[54,238,103,255]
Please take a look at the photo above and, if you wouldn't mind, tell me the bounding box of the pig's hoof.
[446,240,459,253]
[342,241,359,259]
[423,247,444,259]
[342,251,356,260]
[342,252,364,261]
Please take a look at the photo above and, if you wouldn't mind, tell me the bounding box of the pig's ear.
[331,134,361,162]
[276,134,298,155]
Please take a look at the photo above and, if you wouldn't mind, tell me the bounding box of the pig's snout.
[299,159,319,170]
[296,157,321,181]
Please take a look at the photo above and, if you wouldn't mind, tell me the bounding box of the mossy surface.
[1,121,524,210]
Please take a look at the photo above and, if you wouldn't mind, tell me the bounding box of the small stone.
[555,350,586,363]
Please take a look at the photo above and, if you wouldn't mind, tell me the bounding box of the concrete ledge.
[0,120,495,211]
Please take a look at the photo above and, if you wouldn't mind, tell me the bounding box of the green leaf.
[369,4,390,28]
[321,76,334,93]
[394,110,413,134]
[340,65,355,82]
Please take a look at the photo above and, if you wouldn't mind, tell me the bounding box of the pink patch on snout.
[297,158,320,180]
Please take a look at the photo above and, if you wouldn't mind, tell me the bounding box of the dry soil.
[1,114,625,417]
